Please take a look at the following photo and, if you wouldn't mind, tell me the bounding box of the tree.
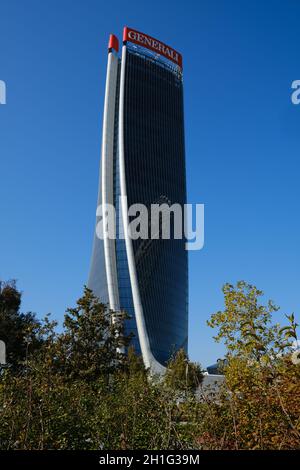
[165,349,203,393]
[0,281,42,368]
[206,281,300,449]
[124,345,147,378]
[57,287,131,382]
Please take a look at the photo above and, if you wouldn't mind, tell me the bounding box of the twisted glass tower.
[89,28,188,373]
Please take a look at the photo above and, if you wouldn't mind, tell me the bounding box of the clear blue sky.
[1,0,300,366]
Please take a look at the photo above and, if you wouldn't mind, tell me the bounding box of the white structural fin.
[101,49,120,314]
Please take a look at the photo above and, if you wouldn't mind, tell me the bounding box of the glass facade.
[114,60,141,353]
[122,47,188,366]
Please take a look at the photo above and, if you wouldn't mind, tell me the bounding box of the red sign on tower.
[123,27,182,69]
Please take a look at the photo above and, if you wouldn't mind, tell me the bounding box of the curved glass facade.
[122,48,188,366]
[89,29,188,369]
[115,132,141,353]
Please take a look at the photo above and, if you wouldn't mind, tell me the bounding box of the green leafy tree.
[0,281,42,368]
[207,281,298,362]
[124,345,148,378]
[165,349,203,393]
[56,287,132,382]
[206,281,300,449]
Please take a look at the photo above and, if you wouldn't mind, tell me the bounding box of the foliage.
[57,287,131,382]
[0,281,42,369]
[0,280,299,450]
[205,281,300,449]
[207,281,298,361]
[165,349,203,393]
[0,283,202,449]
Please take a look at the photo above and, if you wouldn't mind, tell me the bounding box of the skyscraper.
[89,27,188,373]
